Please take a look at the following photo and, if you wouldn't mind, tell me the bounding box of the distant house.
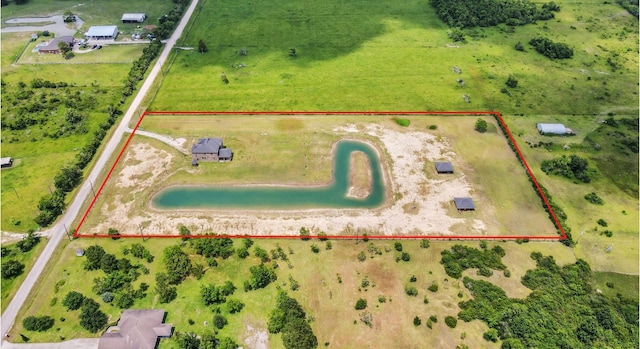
[30,33,38,41]
[454,197,475,211]
[121,13,146,23]
[38,36,75,54]
[99,309,172,349]
[1,157,13,168]
[192,138,233,162]
[435,161,454,174]
[536,123,574,135]
[85,26,119,40]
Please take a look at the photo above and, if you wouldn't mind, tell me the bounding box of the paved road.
[2,15,83,36]
[0,0,200,340]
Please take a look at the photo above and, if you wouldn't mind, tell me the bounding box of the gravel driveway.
[2,15,84,36]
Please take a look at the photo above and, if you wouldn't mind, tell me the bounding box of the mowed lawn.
[151,0,637,114]
[10,237,577,348]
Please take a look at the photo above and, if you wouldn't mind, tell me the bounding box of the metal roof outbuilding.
[537,123,567,135]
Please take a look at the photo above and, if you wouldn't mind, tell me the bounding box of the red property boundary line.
[75,111,567,241]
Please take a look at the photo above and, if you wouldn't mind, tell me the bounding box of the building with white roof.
[85,26,119,40]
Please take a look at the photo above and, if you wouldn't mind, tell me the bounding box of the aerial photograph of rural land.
[1,0,638,348]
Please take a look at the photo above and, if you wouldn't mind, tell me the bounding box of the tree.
[100,253,119,273]
[63,10,76,22]
[247,263,277,290]
[163,245,192,284]
[62,291,85,310]
[1,260,25,279]
[16,232,40,252]
[155,272,177,303]
[22,316,54,332]
[58,42,72,55]
[474,118,488,133]
[175,332,200,349]
[355,298,367,310]
[445,316,458,328]
[54,165,83,193]
[84,245,106,270]
[114,291,135,309]
[213,314,227,329]
[515,41,525,51]
[198,39,208,53]
[281,317,318,349]
[414,316,422,326]
[179,225,191,241]
[227,298,245,313]
[506,75,518,88]
[79,299,108,333]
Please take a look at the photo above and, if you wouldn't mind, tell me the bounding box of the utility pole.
[89,179,96,197]
[63,224,71,241]
[13,187,19,199]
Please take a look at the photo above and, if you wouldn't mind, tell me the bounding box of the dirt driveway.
[2,15,84,36]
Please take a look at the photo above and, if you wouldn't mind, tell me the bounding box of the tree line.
[431,0,560,28]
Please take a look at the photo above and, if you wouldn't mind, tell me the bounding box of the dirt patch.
[346,151,371,199]
[244,324,269,349]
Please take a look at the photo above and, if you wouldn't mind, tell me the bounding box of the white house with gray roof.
[85,25,119,40]
[191,138,233,162]
[99,309,172,349]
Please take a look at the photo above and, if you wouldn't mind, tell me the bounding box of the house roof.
[121,13,146,21]
[85,26,119,37]
[1,157,13,166]
[537,123,566,134]
[98,309,172,349]
[40,36,74,51]
[219,148,233,158]
[192,138,223,154]
[435,161,454,173]
[454,197,475,210]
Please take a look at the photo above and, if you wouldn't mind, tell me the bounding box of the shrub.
[394,118,411,127]
[1,260,25,279]
[310,244,320,253]
[423,296,429,304]
[227,298,245,313]
[483,329,499,342]
[401,252,411,262]
[429,315,437,322]
[445,316,457,328]
[22,316,54,332]
[428,284,439,292]
[394,242,403,251]
[597,219,608,227]
[405,285,418,296]
[100,292,114,303]
[355,298,367,310]
[413,316,422,326]
[378,295,387,303]
[357,251,366,262]
[420,239,430,248]
[213,314,227,329]
[506,75,518,88]
[410,275,417,282]
[474,118,488,133]
[529,37,573,59]
[299,227,310,240]
[428,125,437,130]
[584,192,604,205]
[515,41,525,51]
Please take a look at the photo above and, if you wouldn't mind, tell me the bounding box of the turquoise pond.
[152,140,385,209]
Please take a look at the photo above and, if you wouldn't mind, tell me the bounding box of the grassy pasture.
[82,113,556,237]
[503,114,638,274]
[10,237,576,348]
[151,0,637,114]
[0,240,47,312]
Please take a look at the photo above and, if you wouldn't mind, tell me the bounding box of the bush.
[227,298,245,314]
[413,316,422,326]
[484,328,499,342]
[584,192,604,205]
[405,285,418,296]
[401,252,411,262]
[394,242,403,251]
[475,118,488,133]
[506,75,518,88]
[62,291,85,310]
[310,244,320,253]
[597,219,608,227]
[529,37,573,59]
[428,284,439,292]
[355,299,367,310]
[445,316,458,328]
[22,316,54,332]
[100,292,113,303]
[394,118,411,127]
[420,239,430,248]
[213,314,227,329]
[1,260,25,279]
[515,41,525,51]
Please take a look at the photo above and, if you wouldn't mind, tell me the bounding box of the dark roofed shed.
[454,197,475,211]
[435,162,454,174]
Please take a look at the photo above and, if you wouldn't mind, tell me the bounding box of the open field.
[504,114,639,274]
[78,113,557,238]
[0,239,47,312]
[18,40,145,65]
[151,0,637,114]
[8,237,578,348]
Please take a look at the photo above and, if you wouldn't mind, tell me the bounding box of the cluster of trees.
[529,37,573,59]
[440,244,507,279]
[173,331,238,349]
[244,263,277,291]
[2,259,25,279]
[153,0,189,40]
[457,253,638,347]
[200,281,236,306]
[268,291,318,349]
[541,154,592,183]
[22,316,54,332]
[616,0,639,17]
[491,113,573,245]
[431,0,560,28]
[1,233,41,279]
[123,40,162,98]
[192,234,235,260]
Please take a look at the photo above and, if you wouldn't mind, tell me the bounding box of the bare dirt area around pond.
[78,114,558,238]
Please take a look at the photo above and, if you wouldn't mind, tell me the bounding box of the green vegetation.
[431,0,558,28]
[22,315,54,332]
[268,291,318,349]
[355,298,367,310]
[474,118,488,133]
[529,37,574,59]
[458,253,638,348]
[1,259,24,279]
[1,236,44,311]
[445,316,457,328]
[541,155,592,183]
[394,118,411,127]
[440,244,508,278]
[584,192,604,205]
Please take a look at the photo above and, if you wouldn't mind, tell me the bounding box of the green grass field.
[1,240,47,312]
[18,41,145,65]
[151,0,637,114]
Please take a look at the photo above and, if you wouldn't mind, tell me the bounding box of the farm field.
[77,113,558,239]
[150,0,638,114]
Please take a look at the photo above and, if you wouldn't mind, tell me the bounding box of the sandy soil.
[88,124,487,237]
[244,325,269,349]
